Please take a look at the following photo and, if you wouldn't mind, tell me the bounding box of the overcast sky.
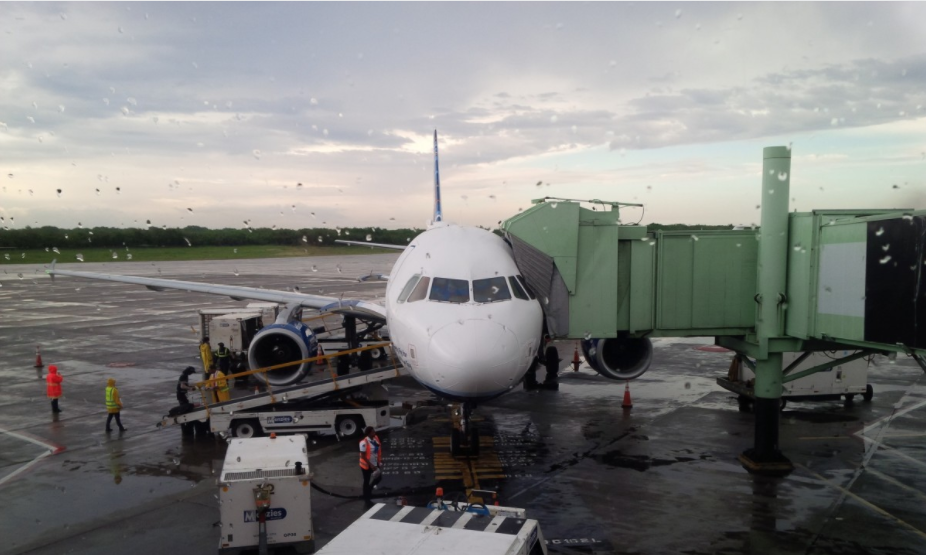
[1,1,925,233]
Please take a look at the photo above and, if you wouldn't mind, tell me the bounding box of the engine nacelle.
[581,337,653,380]
[247,321,318,386]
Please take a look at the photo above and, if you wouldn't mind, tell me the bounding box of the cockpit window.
[473,277,511,303]
[406,276,431,302]
[429,277,470,303]
[397,274,421,303]
[516,275,536,299]
[508,276,529,300]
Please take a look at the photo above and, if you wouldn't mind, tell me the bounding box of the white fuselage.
[384,223,544,402]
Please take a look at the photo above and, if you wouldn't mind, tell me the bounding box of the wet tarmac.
[2,256,925,554]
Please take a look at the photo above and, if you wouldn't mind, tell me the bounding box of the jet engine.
[247,321,318,386]
[580,337,653,380]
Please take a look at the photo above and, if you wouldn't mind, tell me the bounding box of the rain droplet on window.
[777,172,788,181]
[64,234,68,239]
[675,8,682,18]
[56,188,62,197]
[187,208,193,212]
[52,247,60,254]
[880,256,892,265]
[875,227,884,236]
[253,150,261,160]
[233,248,238,254]
[233,268,239,276]
[882,244,890,252]
[126,253,132,260]
[76,254,84,262]
[366,234,372,241]
[892,184,900,189]
[317,236,322,243]
[3,253,9,260]
[184,237,192,247]
[691,235,699,241]
[302,235,308,243]
[115,187,121,194]
[112,252,118,260]
[311,265,318,273]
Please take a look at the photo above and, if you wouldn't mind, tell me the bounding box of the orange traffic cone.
[572,343,581,372]
[34,346,44,368]
[621,382,633,409]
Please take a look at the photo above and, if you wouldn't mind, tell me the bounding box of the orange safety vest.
[359,435,382,470]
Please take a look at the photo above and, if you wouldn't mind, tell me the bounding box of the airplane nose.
[428,319,521,395]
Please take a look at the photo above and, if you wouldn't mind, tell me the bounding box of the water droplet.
[317,236,322,243]
[768,189,775,195]
[252,150,261,160]
[56,188,62,197]
[126,253,133,260]
[52,247,60,254]
[365,234,372,241]
[184,237,191,247]
[111,252,118,259]
[777,172,788,181]
[691,234,699,241]
[903,214,914,221]
[18,273,24,280]
[892,184,900,189]
[187,207,193,212]
[875,227,885,236]
[882,244,890,252]
[76,254,84,262]
[311,265,318,272]
[880,256,892,265]
[3,253,9,261]
[336,264,342,273]
[115,187,121,194]
[64,234,68,239]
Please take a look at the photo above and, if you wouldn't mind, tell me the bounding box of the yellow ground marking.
[432,436,504,494]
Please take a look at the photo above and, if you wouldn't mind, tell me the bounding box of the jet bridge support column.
[740,146,794,475]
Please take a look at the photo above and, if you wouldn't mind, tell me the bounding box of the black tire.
[336,415,364,438]
[233,419,263,438]
[336,354,351,376]
[450,428,461,457]
[358,350,373,371]
[863,384,874,402]
[470,425,480,457]
[544,346,560,384]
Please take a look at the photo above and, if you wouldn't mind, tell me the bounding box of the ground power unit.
[218,436,314,554]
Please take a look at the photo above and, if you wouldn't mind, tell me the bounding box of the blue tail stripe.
[433,130,443,222]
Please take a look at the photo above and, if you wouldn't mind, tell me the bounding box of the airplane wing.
[335,239,407,251]
[46,261,387,322]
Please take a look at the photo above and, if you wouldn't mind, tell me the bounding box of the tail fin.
[433,130,443,223]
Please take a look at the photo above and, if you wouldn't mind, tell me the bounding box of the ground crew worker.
[214,368,230,403]
[214,342,231,373]
[177,367,196,405]
[105,378,127,432]
[359,426,383,504]
[45,364,64,413]
[199,338,213,377]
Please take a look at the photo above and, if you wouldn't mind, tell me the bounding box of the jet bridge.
[502,146,926,474]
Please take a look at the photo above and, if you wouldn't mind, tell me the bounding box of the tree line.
[0,223,734,250]
[0,226,425,249]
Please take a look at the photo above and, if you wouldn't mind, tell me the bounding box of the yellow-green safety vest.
[105,387,119,410]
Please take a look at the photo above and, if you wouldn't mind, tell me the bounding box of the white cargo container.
[218,436,314,554]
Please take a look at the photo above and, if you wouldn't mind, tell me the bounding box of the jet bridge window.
[397,274,421,303]
[406,276,431,303]
[508,276,529,300]
[429,277,470,303]
[473,277,511,303]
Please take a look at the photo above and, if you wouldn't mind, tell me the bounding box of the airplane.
[46,130,653,454]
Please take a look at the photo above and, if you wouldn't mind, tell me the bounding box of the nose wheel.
[450,402,480,458]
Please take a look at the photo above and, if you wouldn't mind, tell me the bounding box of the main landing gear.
[450,402,480,458]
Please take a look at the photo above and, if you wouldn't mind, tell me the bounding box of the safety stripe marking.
[0,426,66,488]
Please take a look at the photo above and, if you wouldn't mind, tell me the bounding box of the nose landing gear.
[450,402,480,458]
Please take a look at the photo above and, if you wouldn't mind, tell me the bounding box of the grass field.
[0,244,394,265]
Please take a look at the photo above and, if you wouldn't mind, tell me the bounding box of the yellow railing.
[193,341,400,416]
